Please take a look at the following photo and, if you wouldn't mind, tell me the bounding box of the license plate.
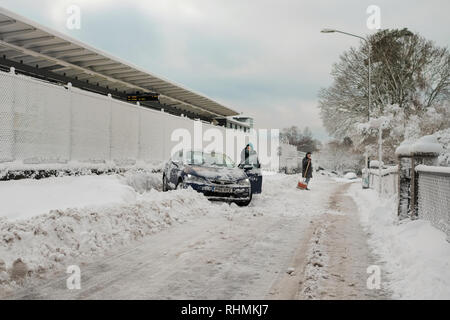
[214,186,232,193]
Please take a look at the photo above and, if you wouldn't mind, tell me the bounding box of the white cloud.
[1,0,449,141]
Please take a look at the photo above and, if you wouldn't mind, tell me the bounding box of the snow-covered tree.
[280,126,320,152]
[316,139,363,174]
[319,28,450,161]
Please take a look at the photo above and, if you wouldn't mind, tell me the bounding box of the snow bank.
[0,186,212,286]
[344,172,357,180]
[121,171,163,193]
[0,175,137,221]
[348,183,450,299]
[0,173,338,289]
[0,160,164,181]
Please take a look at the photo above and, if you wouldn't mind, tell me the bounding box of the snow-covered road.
[1,172,449,299]
[1,174,387,300]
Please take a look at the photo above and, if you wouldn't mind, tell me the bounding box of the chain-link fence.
[417,168,450,237]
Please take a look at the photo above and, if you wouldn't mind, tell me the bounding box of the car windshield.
[184,151,235,168]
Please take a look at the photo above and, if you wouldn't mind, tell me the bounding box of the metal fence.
[0,69,259,169]
[368,154,450,238]
[416,167,450,237]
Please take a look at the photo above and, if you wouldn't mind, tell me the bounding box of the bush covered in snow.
[316,139,363,174]
[434,128,450,166]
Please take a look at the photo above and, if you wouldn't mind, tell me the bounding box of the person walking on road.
[302,152,313,190]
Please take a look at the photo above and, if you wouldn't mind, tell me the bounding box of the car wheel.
[236,191,252,207]
[176,179,185,190]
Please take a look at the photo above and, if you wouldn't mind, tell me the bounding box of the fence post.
[108,93,113,162]
[410,135,442,219]
[10,67,17,161]
[136,101,141,161]
[67,82,73,161]
[410,157,418,219]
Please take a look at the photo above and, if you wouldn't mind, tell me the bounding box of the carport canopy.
[0,7,239,119]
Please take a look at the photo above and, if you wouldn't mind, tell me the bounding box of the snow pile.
[0,172,335,288]
[348,183,450,299]
[410,135,443,155]
[344,172,357,180]
[434,128,450,166]
[0,175,137,221]
[0,186,211,287]
[368,165,398,177]
[369,160,383,169]
[121,170,163,193]
[395,132,448,165]
[395,140,413,157]
[0,160,164,181]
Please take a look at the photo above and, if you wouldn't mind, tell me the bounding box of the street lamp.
[320,28,371,122]
[369,117,387,196]
[321,28,374,189]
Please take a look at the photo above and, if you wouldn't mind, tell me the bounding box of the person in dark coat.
[302,152,313,190]
[240,142,259,166]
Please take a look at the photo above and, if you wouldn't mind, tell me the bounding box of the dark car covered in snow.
[238,153,262,194]
[162,150,253,206]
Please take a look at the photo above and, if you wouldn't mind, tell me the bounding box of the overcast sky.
[0,0,449,141]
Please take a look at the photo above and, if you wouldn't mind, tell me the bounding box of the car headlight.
[237,178,251,186]
[185,174,207,184]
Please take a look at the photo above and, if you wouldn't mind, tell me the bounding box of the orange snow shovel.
[297,160,310,190]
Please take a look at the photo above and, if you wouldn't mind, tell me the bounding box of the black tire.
[236,190,252,207]
[176,179,185,190]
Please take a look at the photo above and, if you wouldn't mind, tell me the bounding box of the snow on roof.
[410,135,443,155]
[369,160,383,168]
[395,140,413,157]
[396,135,443,157]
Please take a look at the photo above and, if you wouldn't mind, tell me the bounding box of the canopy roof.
[0,7,239,119]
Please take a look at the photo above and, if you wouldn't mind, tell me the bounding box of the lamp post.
[321,28,374,189]
[369,117,386,196]
[321,28,371,122]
